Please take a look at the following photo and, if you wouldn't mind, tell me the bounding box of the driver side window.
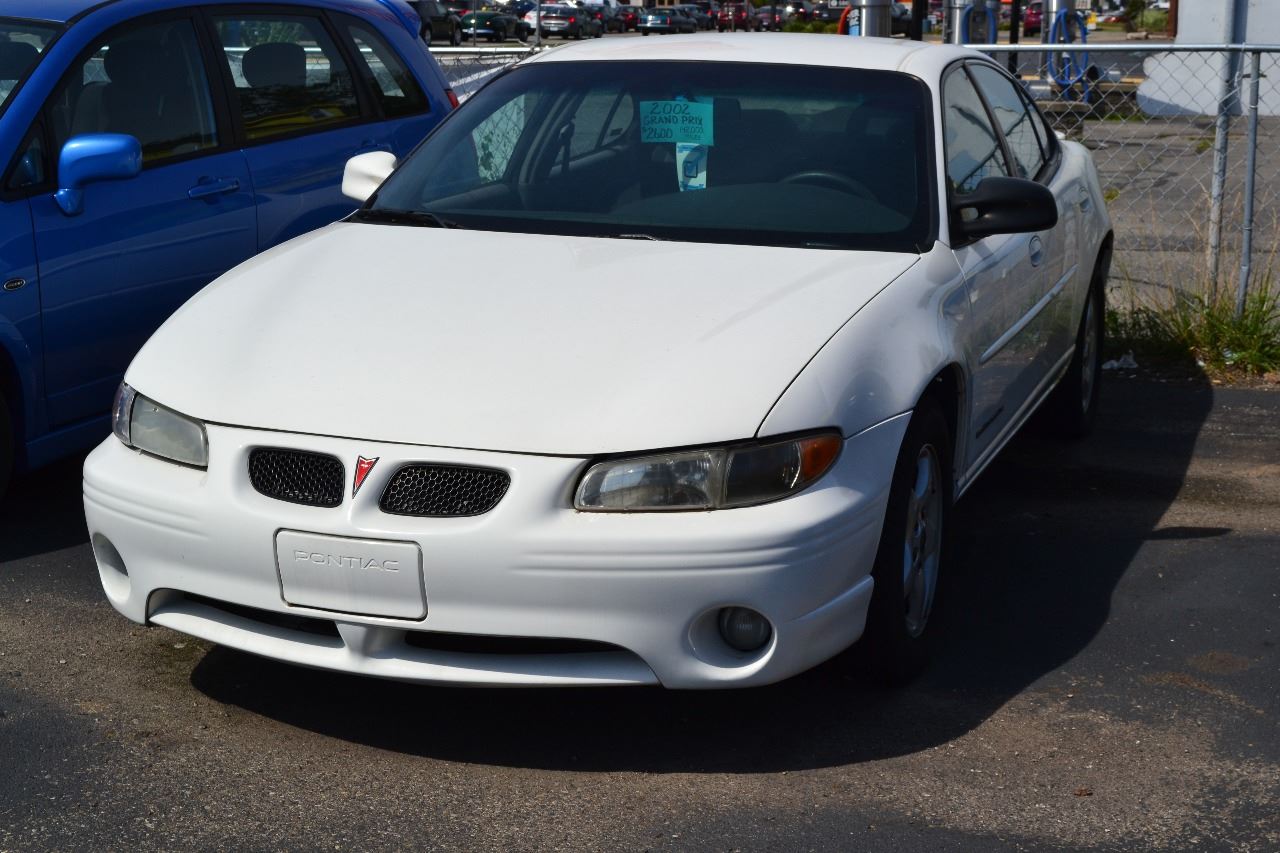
[942,67,1007,196]
[46,18,219,165]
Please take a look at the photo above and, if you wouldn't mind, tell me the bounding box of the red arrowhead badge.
[353,456,379,497]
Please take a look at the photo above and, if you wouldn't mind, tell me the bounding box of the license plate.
[275,530,425,620]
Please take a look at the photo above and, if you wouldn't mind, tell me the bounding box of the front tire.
[863,397,952,685]
[450,26,462,45]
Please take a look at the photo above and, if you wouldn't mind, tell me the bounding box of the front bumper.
[83,414,909,688]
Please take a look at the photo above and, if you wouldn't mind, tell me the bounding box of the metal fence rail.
[430,42,1280,311]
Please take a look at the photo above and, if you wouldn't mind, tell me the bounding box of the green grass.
[1107,279,1280,377]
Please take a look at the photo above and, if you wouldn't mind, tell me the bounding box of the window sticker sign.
[676,142,708,191]
[640,100,714,145]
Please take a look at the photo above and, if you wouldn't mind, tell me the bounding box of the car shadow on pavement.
[0,452,90,566]
[185,375,1215,772]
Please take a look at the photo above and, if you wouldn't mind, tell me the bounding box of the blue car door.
[30,14,256,428]
[206,10,438,250]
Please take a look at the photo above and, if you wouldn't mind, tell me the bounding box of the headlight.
[574,432,841,512]
[112,383,208,468]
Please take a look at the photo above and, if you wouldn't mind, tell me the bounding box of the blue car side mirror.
[54,134,142,216]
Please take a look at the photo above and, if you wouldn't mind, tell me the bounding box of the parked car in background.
[755,6,787,30]
[640,7,698,33]
[784,1,812,21]
[461,9,531,41]
[619,4,645,29]
[0,0,455,496]
[586,3,628,32]
[1022,0,1043,36]
[533,4,604,37]
[676,4,715,29]
[717,3,755,30]
[409,0,465,45]
[86,36,1112,691]
[811,3,844,24]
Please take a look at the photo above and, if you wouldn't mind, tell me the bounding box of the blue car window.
[5,131,45,189]
[212,15,360,142]
[47,18,219,164]
[345,23,428,118]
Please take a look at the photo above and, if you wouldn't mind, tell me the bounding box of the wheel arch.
[756,246,972,449]
[920,362,965,490]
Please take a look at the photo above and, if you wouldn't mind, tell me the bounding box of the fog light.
[717,607,772,653]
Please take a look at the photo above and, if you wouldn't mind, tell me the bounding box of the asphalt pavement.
[1,373,1278,851]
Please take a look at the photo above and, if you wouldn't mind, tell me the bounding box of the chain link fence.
[430,43,1279,309]
[975,43,1280,312]
[429,46,537,101]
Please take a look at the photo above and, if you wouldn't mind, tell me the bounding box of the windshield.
[1,18,60,115]
[371,61,933,252]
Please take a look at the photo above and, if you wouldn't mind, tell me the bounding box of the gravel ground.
[1,374,1278,851]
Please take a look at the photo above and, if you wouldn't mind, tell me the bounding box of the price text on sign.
[640,100,714,145]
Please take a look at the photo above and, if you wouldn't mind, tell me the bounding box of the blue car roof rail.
[374,0,422,37]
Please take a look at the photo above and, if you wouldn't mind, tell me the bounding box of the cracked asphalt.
[1,374,1277,851]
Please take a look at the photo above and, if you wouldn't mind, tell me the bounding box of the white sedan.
[84,35,1111,689]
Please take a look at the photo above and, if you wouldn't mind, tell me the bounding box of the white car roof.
[524,33,989,81]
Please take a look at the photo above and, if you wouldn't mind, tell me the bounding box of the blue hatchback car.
[0,0,454,492]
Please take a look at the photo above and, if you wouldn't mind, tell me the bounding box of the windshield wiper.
[607,233,667,241]
[352,208,462,229]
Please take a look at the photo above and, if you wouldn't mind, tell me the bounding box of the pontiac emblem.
[353,456,379,497]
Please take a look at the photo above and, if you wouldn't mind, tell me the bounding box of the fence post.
[1206,49,1238,296]
[1236,50,1262,319]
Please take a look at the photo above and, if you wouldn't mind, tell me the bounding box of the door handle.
[1078,184,1092,212]
[1028,235,1044,267]
[187,177,241,199]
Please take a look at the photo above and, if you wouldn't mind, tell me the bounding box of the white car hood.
[128,223,917,455]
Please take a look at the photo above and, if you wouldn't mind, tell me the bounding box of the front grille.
[248,448,344,508]
[379,464,510,517]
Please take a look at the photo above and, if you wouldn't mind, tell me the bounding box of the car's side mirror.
[950,176,1058,243]
[342,151,397,203]
[54,134,142,216]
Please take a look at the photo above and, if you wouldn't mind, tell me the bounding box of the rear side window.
[211,15,360,142]
[968,63,1047,181]
[46,17,219,164]
[345,23,428,118]
[942,67,1007,195]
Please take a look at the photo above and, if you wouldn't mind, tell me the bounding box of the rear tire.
[451,26,462,45]
[863,396,952,685]
[1041,278,1104,439]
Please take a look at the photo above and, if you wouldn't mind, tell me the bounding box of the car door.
[942,63,1048,472]
[967,62,1078,380]
[206,9,428,251]
[30,13,256,428]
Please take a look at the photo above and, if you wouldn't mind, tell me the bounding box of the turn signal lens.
[575,432,841,512]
